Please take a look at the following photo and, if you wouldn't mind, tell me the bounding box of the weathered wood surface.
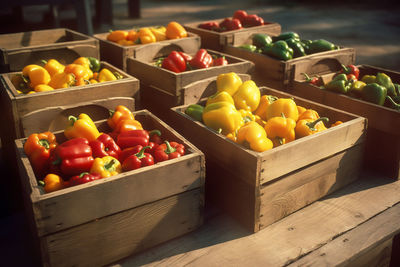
[114,174,400,267]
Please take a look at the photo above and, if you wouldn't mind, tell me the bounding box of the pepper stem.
[104,159,116,170]
[68,115,78,126]
[164,141,177,154]
[306,117,329,131]
[341,64,350,74]
[301,73,312,82]
[149,129,161,138]
[38,139,50,149]
[386,96,400,110]
[136,146,151,159]
[79,172,89,178]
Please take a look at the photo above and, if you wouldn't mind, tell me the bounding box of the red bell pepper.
[189,49,213,69]
[52,138,94,177]
[178,52,192,63]
[302,73,323,86]
[122,146,154,171]
[148,129,162,145]
[212,56,228,67]
[339,64,360,80]
[69,172,101,186]
[153,141,185,163]
[219,18,242,32]
[89,133,121,159]
[242,14,264,27]
[116,129,149,149]
[198,21,220,31]
[233,10,248,24]
[161,51,186,73]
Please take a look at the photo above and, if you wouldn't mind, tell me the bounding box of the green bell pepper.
[239,44,257,53]
[361,83,387,106]
[272,32,300,42]
[88,57,101,72]
[185,104,204,121]
[375,72,397,97]
[349,80,366,97]
[325,73,351,94]
[307,39,337,54]
[286,38,306,58]
[252,33,272,49]
[262,40,293,61]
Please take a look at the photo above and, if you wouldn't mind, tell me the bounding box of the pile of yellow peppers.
[187,72,343,152]
[106,21,188,46]
[13,56,122,95]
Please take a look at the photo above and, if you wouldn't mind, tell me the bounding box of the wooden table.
[113,172,400,266]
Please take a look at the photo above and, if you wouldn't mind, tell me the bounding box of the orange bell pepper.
[24,131,58,178]
[107,30,128,42]
[166,21,187,39]
[295,117,329,138]
[40,174,66,193]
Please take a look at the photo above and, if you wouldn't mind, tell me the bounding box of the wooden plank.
[288,203,400,267]
[42,188,203,267]
[116,175,400,267]
[259,144,363,229]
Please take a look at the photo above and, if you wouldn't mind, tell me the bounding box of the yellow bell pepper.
[34,84,54,92]
[48,72,76,89]
[137,28,156,44]
[42,59,65,77]
[166,21,187,39]
[264,115,296,147]
[117,39,135,46]
[73,57,91,70]
[206,91,234,106]
[22,64,51,88]
[254,95,278,121]
[64,113,101,141]
[216,72,243,96]
[297,109,320,121]
[266,98,299,122]
[107,30,128,42]
[41,173,66,193]
[90,156,122,178]
[236,121,273,152]
[239,109,257,122]
[297,105,307,117]
[295,117,329,138]
[150,27,167,42]
[233,80,260,112]
[64,63,93,80]
[202,101,243,136]
[98,68,118,82]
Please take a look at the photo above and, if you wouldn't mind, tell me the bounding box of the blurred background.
[0,0,399,266]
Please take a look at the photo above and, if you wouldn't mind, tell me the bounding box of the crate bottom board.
[205,144,363,233]
[364,127,400,180]
[35,188,203,267]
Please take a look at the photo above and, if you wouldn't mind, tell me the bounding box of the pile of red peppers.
[160,49,228,73]
[24,105,186,193]
[198,10,264,32]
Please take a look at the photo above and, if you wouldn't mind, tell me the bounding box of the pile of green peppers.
[238,32,339,61]
[323,72,400,111]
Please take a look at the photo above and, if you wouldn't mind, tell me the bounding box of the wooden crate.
[0,28,99,73]
[184,18,281,51]
[127,47,254,98]
[290,65,400,179]
[170,85,366,232]
[223,37,355,89]
[15,109,205,267]
[94,30,201,71]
